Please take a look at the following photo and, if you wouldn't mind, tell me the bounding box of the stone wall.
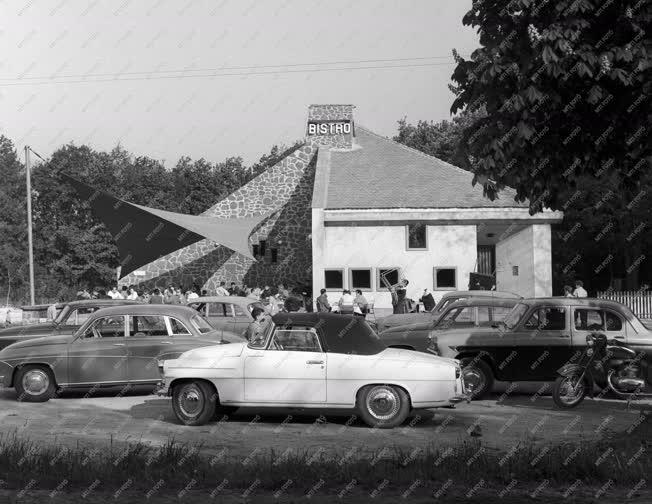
[121,143,317,292]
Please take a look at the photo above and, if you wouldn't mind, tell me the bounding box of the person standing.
[563,285,574,297]
[315,289,331,312]
[186,288,199,301]
[419,288,436,312]
[353,289,368,316]
[149,288,164,304]
[127,286,139,300]
[573,280,588,298]
[228,282,238,296]
[390,279,411,314]
[215,282,229,296]
[108,286,122,299]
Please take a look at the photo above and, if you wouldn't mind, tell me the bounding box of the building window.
[434,267,457,290]
[406,223,427,250]
[349,268,372,291]
[324,269,344,289]
[270,248,278,263]
[259,240,266,257]
[512,265,519,276]
[252,244,260,257]
[378,267,400,289]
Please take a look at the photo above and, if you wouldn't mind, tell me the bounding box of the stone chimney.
[306,104,355,149]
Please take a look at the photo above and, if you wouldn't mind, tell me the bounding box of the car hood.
[0,322,57,337]
[380,321,432,335]
[377,313,433,329]
[378,347,458,367]
[0,334,72,353]
[166,342,247,368]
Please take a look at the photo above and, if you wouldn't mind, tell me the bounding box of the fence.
[597,291,652,319]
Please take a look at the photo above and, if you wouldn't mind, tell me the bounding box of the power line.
[0,61,458,87]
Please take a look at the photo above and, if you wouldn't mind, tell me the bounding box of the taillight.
[455,366,461,379]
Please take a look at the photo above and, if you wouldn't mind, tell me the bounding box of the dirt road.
[1,382,649,459]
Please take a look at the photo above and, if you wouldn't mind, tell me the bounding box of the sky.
[1,0,478,166]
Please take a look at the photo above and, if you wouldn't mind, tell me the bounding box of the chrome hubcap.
[22,370,49,396]
[462,367,485,394]
[366,386,400,420]
[178,384,204,417]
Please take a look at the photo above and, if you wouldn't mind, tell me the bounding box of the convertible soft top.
[271,313,386,355]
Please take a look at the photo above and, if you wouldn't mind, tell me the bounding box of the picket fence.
[597,291,652,319]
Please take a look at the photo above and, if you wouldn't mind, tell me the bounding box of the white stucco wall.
[313,223,478,309]
[495,224,552,297]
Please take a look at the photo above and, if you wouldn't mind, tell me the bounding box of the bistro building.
[96,104,562,308]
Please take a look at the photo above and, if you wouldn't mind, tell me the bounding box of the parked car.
[379,298,518,352]
[187,296,265,338]
[376,290,521,332]
[0,299,142,350]
[426,297,652,398]
[158,312,468,428]
[0,304,243,402]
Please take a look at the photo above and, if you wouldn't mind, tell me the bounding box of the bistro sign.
[307,120,352,135]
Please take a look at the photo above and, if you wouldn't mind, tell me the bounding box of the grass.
[0,419,650,494]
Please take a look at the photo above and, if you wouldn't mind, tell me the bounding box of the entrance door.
[244,327,327,403]
[67,315,128,386]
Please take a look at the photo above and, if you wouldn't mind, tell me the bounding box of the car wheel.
[460,358,494,399]
[172,381,217,426]
[15,365,56,402]
[356,384,410,429]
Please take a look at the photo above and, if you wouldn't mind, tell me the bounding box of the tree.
[393,109,485,165]
[449,0,651,290]
[450,0,651,210]
[0,136,27,303]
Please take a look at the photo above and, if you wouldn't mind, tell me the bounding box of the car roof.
[188,296,258,304]
[444,298,519,309]
[518,297,631,310]
[441,290,521,299]
[88,304,198,317]
[271,312,385,355]
[65,299,142,307]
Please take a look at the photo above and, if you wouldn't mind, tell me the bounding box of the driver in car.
[246,307,267,344]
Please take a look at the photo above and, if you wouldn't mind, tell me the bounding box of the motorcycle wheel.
[552,375,587,409]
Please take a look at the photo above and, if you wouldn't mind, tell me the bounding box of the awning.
[62,174,268,277]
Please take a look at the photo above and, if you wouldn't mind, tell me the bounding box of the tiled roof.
[321,126,528,210]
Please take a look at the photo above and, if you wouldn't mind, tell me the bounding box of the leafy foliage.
[1,139,301,304]
[450,0,651,211]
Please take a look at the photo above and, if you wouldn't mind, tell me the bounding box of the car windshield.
[190,314,213,334]
[504,303,528,330]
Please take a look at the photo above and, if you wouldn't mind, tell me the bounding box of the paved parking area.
[1,383,649,459]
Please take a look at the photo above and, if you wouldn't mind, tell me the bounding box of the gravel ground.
[0,382,650,459]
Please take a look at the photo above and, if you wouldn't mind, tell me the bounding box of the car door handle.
[306,360,324,364]
[613,335,625,340]
[113,343,125,347]
[160,341,173,345]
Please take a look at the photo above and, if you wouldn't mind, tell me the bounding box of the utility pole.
[25,146,35,306]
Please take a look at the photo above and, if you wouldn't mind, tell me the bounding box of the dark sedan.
[0,304,243,402]
[0,299,142,350]
[427,297,652,398]
[376,290,521,332]
[379,298,518,352]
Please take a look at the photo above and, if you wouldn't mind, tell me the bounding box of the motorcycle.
[552,332,649,409]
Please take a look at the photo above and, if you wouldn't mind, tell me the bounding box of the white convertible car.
[158,313,468,428]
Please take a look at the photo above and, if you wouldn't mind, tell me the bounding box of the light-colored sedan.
[158,312,468,428]
[186,296,265,339]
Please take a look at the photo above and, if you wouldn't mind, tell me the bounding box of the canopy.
[62,174,268,277]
